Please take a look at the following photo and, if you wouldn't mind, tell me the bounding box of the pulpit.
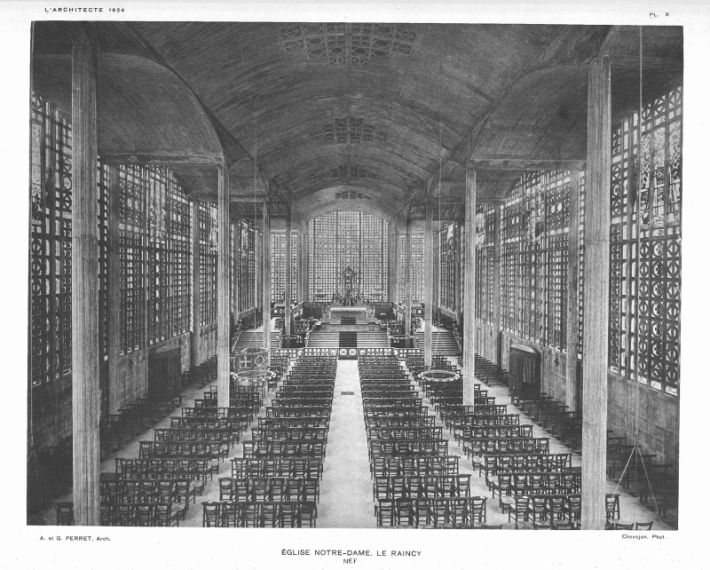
[509,344,541,395]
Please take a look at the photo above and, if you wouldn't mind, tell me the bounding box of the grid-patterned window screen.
[237,218,257,313]
[118,165,146,354]
[501,185,523,335]
[475,204,496,324]
[144,166,192,344]
[97,164,109,357]
[500,171,577,349]
[439,221,461,313]
[272,232,285,303]
[398,233,424,303]
[198,202,218,326]
[271,231,299,303]
[309,214,337,301]
[577,175,586,358]
[31,96,197,382]
[339,211,360,275]
[30,95,76,385]
[308,211,388,300]
[609,85,681,397]
[361,213,388,302]
[118,165,195,351]
[546,172,570,349]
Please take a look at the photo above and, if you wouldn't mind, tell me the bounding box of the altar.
[330,306,368,321]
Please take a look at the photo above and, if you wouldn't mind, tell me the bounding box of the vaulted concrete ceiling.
[32,22,683,222]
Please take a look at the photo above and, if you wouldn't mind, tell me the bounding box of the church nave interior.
[27,20,683,533]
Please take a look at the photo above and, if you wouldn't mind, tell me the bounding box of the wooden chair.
[155,503,180,526]
[564,495,581,522]
[396,498,415,527]
[100,502,112,526]
[54,502,74,525]
[470,496,487,525]
[611,522,634,530]
[218,477,234,501]
[552,521,577,530]
[134,504,155,527]
[376,499,395,527]
[508,496,529,529]
[280,502,299,528]
[221,502,241,528]
[201,502,221,528]
[299,502,317,528]
[449,498,470,528]
[528,496,547,524]
[605,493,621,521]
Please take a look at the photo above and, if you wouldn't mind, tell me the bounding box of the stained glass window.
[439,221,461,312]
[309,213,337,301]
[271,231,299,303]
[29,95,74,386]
[118,165,146,354]
[144,166,192,344]
[237,218,257,313]
[308,211,389,301]
[608,85,681,396]
[271,232,286,303]
[578,174,586,359]
[475,204,496,324]
[499,171,577,350]
[362,214,388,303]
[97,163,109,358]
[117,165,194,350]
[546,171,570,349]
[198,202,218,326]
[501,185,523,334]
[398,233,424,304]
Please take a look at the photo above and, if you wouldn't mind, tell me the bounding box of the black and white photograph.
[3,1,708,569]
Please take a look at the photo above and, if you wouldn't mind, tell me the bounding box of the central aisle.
[317,359,376,528]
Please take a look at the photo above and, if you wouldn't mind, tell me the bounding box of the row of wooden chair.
[202,501,317,528]
[375,497,487,528]
[491,471,582,501]
[100,478,199,508]
[231,457,324,480]
[218,477,319,503]
[113,457,213,480]
[373,475,471,500]
[100,501,182,527]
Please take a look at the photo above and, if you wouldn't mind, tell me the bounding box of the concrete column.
[424,204,434,366]
[191,201,201,367]
[71,43,100,526]
[581,56,611,531]
[262,202,271,356]
[566,171,581,412]
[463,164,477,405]
[388,222,398,304]
[107,168,121,416]
[217,164,231,408]
[284,212,292,337]
[404,217,412,344]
